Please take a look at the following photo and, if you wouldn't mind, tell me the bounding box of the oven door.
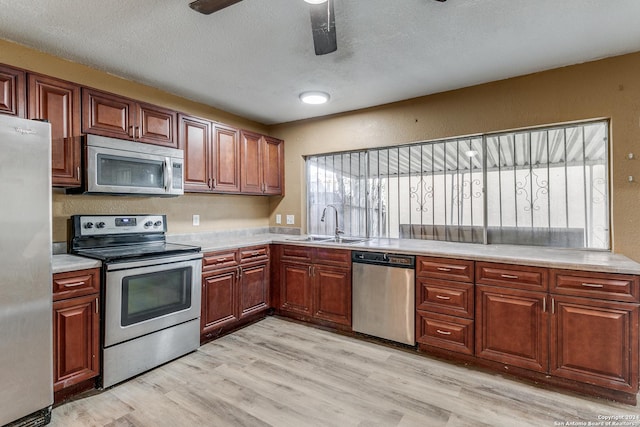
[104,253,202,347]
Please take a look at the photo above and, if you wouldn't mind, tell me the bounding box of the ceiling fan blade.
[309,0,337,55]
[189,0,243,15]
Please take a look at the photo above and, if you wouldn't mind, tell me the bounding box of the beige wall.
[0,39,272,242]
[269,52,640,261]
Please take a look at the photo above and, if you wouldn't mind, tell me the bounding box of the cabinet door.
[262,136,284,195]
[213,124,241,192]
[240,130,263,194]
[137,102,177,147]
[53,294,100,392]
[551,295,639,392]
[201,269,239,333]
[239,262,269,319]
[476,285,548,372]
[280,261,313,316]
[179,114,212,192]
[82,88,135,139]
[28,74,81,187]
[313,264,351,326]
[0,64,25,117]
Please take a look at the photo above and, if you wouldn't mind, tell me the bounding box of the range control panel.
[73,214,167,236]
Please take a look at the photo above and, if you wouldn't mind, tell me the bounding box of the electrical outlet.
[286,215,295,225]
[192,214,200,226]
[275,214,282,224]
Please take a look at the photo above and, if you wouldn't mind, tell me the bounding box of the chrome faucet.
[321,204,344,240]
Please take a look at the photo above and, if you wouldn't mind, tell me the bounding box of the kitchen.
[2,0,640,426]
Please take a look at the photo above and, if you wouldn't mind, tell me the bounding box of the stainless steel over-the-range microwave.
[78,134,184,196]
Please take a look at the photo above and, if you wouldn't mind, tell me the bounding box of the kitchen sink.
[322,237,369,244]
[286,235,334,242]
[285,235,369,244]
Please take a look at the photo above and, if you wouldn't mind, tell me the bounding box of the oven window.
[121,268,192,326]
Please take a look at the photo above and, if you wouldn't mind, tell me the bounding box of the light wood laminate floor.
[51,316,640,427]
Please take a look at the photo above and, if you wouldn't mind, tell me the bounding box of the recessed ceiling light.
[465,150,478,158]
[304,0,328,4]
[299,91,330,105]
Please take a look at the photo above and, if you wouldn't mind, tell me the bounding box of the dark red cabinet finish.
[0,64,25,117]
[200,246,270,343]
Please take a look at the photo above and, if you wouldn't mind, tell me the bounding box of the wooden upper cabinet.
[28,74,82,187]
[240,130,263,194]
[262,136,284,195]
[212,124,240,192]
[82,88,134,139]
[240,130,284,195]
[179,114,211,192]
[82,88,176,147]
[0,64,26,118]
[137,102,177,147]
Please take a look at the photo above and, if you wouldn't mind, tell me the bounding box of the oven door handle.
[105,251,203,271]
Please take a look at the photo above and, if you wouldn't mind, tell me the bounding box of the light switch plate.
[275,214,282,224]
[286,215,295,225]
[192,214,200,226]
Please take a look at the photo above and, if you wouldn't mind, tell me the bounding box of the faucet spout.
[321,204,343,239]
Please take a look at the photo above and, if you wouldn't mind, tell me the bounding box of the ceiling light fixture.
[299,91,330,105]
[303,0,328,4]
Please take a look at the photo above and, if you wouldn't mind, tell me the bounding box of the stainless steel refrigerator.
[0,115,53,426]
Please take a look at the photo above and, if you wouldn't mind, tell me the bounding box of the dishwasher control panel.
[352,251,415,268]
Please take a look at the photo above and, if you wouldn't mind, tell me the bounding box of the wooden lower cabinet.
[52,268,100,399]
[313,264,351,326]
[475,284,549,372]
[277,245,351,329]
[551,295,639,392]
[239,262,270,318]
[417,311,474,355]
[200,246,270,342]
[201,267,239,332]
[280,261,313,316]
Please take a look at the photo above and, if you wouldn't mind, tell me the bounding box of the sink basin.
[285,235,369,244]
[321,237,369,245]
[286,235,334,242]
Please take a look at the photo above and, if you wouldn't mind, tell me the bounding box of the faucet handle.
[336,228,345,235]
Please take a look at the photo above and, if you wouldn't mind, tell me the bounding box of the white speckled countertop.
[52,254,101,274]
[53,232,640,275]
[168,232,640,275]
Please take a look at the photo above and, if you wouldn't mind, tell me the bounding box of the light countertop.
[52,254,101,274]
[170,233,640,275]
[53,233,640,275]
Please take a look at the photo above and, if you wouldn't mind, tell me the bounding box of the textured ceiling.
[1,0,639,125]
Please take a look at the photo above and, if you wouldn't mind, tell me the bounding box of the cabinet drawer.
[280,245,313,262]
[53,268,100,301]
[416,278,474,319]
[313,247,351,267]
[239,245,269,264]
[203,250,238,270]
[416,311,474,355]
[417,257,474,283]
[551,269,640,303]
[476,262,548,291]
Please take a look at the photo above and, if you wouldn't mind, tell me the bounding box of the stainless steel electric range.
[71,214,202,388]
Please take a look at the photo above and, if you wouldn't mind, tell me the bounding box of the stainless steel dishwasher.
[352,251,416,346]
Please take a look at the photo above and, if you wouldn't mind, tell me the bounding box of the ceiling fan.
[189,0,447,56]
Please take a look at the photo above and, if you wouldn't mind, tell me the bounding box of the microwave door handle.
[164,158,172,192]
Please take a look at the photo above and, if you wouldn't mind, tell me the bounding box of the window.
[306,119,609,250]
